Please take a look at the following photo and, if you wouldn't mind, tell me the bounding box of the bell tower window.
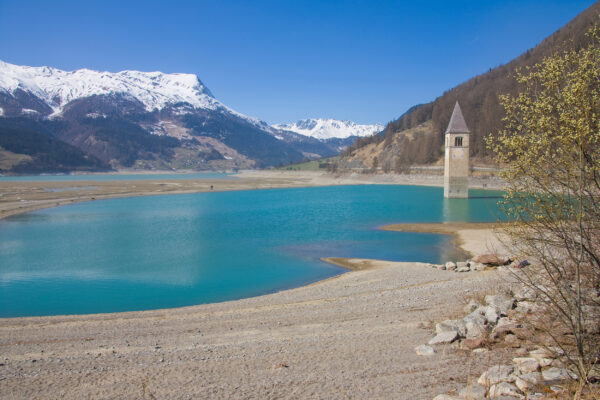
[454,136,463,147]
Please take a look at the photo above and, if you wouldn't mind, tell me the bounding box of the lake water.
[0,185,503,317]
[0,172,233,182]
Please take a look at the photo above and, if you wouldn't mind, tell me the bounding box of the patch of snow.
[86,112,106,119]
[21,108,39,115]
[274,118,383,140]
[0,107,3,116]
[274,135,284,140]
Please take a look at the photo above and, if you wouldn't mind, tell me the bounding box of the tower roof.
[445,101,470,134]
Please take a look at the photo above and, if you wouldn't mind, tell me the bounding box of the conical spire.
[445,101,470,134]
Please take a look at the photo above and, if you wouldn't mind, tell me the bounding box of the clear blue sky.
[0,0,596,125]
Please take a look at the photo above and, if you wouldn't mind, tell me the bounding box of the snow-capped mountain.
[0,60,261,124]
[0,61,367,173]
[274,118,383,140]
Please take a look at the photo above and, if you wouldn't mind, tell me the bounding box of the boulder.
[458,384,486,400]
[436,319,467,337]
[485,295,515,315]
[513,357,540,374]
[529,347,554,359]
[512,285,537,301]
[428,330,458,345]
[463,337,485,350]
[470,262,486,271]
[515,301,539,314]
[456,266,471,272]
[514,372,542,392]
[465,307,487,324]
[491,323,520,340]
[542,367,574,382]
[488,382,522,398]
[465,319,487,339]
[503,334,521,348]
[414,344,435,356]
[445,261,457,271]
[496,317,514,327]
[485,306,500,324]
[456,261,469,268]
[473,254,508,266]
[478,365,515,386]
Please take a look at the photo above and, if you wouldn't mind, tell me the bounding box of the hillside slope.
[339,2,600,171]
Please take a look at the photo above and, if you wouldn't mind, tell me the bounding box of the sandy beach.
[0,170,510,399]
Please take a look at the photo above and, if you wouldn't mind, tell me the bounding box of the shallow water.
[0,185,503,317]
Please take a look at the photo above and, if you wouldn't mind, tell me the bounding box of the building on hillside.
[444,101,470,198]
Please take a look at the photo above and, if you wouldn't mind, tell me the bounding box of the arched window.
[454,136,463,147]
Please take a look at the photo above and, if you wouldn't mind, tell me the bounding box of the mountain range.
[0,61,381,173]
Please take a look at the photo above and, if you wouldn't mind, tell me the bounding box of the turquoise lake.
[0,185,503,317]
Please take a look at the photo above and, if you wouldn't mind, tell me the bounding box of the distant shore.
[0,169,505,220]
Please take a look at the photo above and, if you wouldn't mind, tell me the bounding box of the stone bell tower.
[444,101,470,198]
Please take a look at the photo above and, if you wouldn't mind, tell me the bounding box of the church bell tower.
[444,101,470,198]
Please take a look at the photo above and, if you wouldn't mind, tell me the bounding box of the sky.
[0,0,596,125]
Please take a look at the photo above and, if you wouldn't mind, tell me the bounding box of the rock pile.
[421,284,582,399]
[427,254,515,274]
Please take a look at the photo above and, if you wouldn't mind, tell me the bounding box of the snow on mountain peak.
[0,60,220,115]
[273,118,383,140]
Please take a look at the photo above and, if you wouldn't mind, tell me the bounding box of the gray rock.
[465,319,487,339]
[503,334,521,348]
[515,301,538,314]
[529,347,554,359]
[456,266,471,272]
[496,317,514,327]
[436,319,467,337]
[491,322,520,340]
[434,264,446,270]
[458,384,486,400]
[465,307,487,324]
[470,262,486,271]
[542,367,575,382]
[488,382,522,398]
[445,261,457,271]
[485,306,500,324]
[456,261,469,268]
[428,330,459,345]
[478,365,515,386]
[515,372,542,392]
[485,295,515,315]
[513,357,540,374]
[414,344,435,356]
[512,285,537,301]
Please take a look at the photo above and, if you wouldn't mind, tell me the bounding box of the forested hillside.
[339,2,600,171]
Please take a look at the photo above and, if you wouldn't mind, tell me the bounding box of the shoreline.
[0,258,508,399]
[0,169,505,221]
